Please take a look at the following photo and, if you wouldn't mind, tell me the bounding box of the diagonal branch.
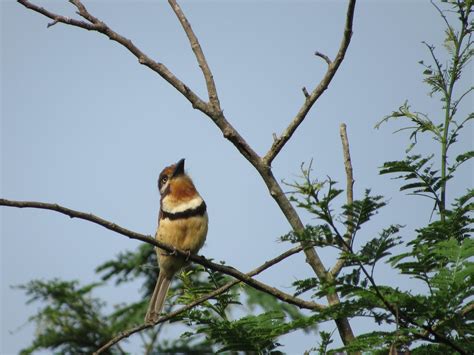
[168,0,220,110]
[0,198,323,311]
[263,0,356,165]
[93,245,313,354]
[17,0,209,113]
[330,123,355,277]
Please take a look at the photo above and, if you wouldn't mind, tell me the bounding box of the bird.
[145,158,208,323]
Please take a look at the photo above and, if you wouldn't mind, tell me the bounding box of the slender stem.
[330,123,354,277]
[439,7,468,221]
[167,0,221,110]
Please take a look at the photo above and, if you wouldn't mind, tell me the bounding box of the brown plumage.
[145,158,208,323]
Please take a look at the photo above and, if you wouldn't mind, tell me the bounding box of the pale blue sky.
[1,0,472,353]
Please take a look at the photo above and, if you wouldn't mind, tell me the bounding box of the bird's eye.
[161,176,168,184]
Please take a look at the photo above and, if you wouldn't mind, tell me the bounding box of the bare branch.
[0,198,157,244]
[93,245,314,354]
[340,123,354,206]
[18,0,95,30]
[17,0,209,113]
[263,0,356,165]
[330,123,355,277]
[0,198,322,311]
[168,0,220,110]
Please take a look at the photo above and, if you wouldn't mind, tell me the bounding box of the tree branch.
[330,123,354,277]
[0,198,322,311]
[92,245,316,354]
[17,0,209,113]
[263,0,356,165]
[168,0,220,110]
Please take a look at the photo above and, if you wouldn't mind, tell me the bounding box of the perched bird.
[145,158,208,323]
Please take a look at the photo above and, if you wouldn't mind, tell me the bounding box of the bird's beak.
[172,158,185,177]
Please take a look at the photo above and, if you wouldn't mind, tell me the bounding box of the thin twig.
[302,86,310,98]
[70,0,99,24]
[93,245,316,354]
[330,123,354,277]
[18,0,95,29]
[0,198,321,311]
[263,0,356,165]
[314,51,332,66]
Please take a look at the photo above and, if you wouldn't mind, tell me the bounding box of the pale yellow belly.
[156,213,208,277]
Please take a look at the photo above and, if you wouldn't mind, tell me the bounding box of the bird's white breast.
[161,195,204,213]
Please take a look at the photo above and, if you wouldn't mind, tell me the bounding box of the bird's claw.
[161,248,190,260]
[184,249,191,261]
[169,248,178,256]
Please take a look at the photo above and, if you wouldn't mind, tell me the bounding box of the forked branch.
[17,0,209,113]
[263,0,356,165]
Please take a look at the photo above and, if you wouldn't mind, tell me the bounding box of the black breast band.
[161,201,207,220]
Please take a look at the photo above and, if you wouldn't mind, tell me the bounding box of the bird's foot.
[184,249,191,261]
[168,248,178,256]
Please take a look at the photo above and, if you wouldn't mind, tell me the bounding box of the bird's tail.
[145,272,172,323]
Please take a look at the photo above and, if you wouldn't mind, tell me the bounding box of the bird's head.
[158,158,199,202]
